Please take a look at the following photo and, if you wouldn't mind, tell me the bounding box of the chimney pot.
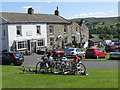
[28,7,34,15]
[54,6,59,16]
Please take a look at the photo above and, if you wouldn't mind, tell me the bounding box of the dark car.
[109,49,120,59]
[1,52,24,66]
[85,47,107,59]
[105,44,120,52]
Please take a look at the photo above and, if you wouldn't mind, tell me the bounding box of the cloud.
[108,10,114,13]
[67,10,115,19]
[22,6,33,9]
[46,1,51,4]
[22,6,43,13]
[75,12,107,17]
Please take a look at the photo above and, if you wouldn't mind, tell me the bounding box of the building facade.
[0,7,89,53]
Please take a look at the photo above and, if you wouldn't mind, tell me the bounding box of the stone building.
[0,7,89,53]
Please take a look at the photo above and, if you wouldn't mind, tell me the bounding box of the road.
[22,54,119,68]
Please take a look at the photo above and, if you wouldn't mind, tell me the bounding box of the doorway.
[31,42,36,53]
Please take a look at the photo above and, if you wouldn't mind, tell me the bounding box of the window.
[36,26,41,35]
[50,38,54,47]
[76,35,79,42]
[49,25,54,34]
[76,27,78,32]
[38,39,45,46]
[64,36,68,45]
[71,27,73,32]
[16,26,22,36]
[17,41,27,49]
[64,25,67,33]
[3,30,5,36]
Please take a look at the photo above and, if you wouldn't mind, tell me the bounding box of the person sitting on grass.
[70,56,82,71]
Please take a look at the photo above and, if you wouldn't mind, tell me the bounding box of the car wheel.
[85,57,88,59]
[97,55,99,59]
[10,62,14,66]
[16,63,23,66]
[109,57,113,60]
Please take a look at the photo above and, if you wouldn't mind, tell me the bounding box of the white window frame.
[49,25,54,34]
[76,27,78,32]
[36,25,41,35]
[37,39,45,47]
[64,25,67,33]
[16,26,22,36]
[64,36,68,45]
[17,40,27,50]
[50,38,54,47]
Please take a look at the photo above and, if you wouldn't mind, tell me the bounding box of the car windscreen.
[112,45,118,47]
[15,53,22,57]
[87,49,95,52]
[68,49,74,51]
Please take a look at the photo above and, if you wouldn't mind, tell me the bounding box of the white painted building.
[1,22,47,53]
[0,7,89,53]
[0,7,71,53]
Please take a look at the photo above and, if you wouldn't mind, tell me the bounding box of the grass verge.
[2,65,118,88]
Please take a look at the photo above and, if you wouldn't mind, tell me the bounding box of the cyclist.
[70,56,82,71]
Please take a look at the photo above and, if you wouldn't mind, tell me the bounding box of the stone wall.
[80,22,89,43]
[46,21,89,49]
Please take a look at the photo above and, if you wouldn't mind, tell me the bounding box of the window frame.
[37,39,45,47]
[3,29,5,36]
[50,38,54,47]
[49,25,54,35]
[16,26,22,36]
[64,25,67,33]
[76,27,78,32]
[36,25,41,35]
[64,36,68,45]
[17,41,27,50]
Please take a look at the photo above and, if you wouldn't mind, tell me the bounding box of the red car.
[52,50,65,58]
[105,45,120,52]
[85,47,107,59]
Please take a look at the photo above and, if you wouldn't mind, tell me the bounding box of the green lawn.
[2,65,118,88]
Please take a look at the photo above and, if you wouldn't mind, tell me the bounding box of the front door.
[31,42,36,53]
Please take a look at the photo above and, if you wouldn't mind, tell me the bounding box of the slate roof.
[89,38,103,42]
[0,12,70,24]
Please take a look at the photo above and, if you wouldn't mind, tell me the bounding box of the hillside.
[69,17,119,24]
[69,17,120,39]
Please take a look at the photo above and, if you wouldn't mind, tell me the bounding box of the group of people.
[41,50,82,72]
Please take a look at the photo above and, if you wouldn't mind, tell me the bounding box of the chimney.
[54,6,59,16]
[28,7,34,15]
[79,18,84,26]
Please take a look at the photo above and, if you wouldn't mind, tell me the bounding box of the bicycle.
[18,66,37,74]
[36,56,55,74]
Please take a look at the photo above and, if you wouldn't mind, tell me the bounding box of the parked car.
[52,49,65,58]
[1,52,24,66]
[65,48,85,58]
[105,44,120,52]
[109,49,120,59]
[85,47,107,59]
